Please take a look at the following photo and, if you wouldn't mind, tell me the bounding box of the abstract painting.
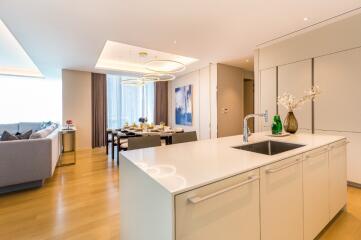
[175,84,193,126]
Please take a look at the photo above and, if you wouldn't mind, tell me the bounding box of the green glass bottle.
[272,115,283,135]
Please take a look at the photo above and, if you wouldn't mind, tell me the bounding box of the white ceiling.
[95,40,197,75]
[0,0,360,79]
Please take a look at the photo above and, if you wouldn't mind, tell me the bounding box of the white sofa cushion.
[30,123,57,139]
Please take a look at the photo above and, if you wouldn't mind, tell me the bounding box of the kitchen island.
[119,132,347,240]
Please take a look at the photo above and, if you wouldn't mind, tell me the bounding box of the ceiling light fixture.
[145,59,186,73]
[122,78,145,86]
[143,73,176,82]
[303,17,309,21]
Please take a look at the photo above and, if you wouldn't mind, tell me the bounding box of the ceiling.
[0,19,42,78]
[95,40,197,75]
[0,0,360,79]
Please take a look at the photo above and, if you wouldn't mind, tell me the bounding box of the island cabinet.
[175,169,260,240]
[303,146,330,240]
[260,154,304,240]
[119,134,348,240]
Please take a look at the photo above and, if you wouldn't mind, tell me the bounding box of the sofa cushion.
[0,131,18,141]
[40,121,52,129]
[30,123,57,139]
[16,130,33,140]
[19,122,43,133]
[0,123,19,135]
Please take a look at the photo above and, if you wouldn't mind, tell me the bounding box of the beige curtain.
[91,73,107,148]
[155,81,168,125]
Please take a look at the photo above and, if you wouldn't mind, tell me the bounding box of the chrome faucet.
[243,110,268,143]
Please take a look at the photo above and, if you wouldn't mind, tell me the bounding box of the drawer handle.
[329,141,350,150]
[305,148,329,159]
[266,158,301,174]
[188,175,260,204]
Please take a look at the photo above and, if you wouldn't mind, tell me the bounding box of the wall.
[254,12,361,184]
[168,64,217,140]
[62,69,92,150]
[217,64,245,137]
[255,12,361,131]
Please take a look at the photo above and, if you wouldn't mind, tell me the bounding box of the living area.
[2,1,361,240]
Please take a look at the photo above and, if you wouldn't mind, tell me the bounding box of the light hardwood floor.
[0,148,360,240]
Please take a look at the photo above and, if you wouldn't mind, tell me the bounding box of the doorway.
[244,79,255,132]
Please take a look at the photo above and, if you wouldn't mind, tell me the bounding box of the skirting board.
[348,181,361,189]
[0,180,44,195]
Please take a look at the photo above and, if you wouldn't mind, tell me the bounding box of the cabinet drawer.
[175,169,260,240]
[260,155,303,240]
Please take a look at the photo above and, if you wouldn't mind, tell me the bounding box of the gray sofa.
[0,122,60,193]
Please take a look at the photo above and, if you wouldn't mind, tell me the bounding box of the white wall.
[0,75,62,124]
[62,69,92,150]
[254,12,361,184]
[168,64,217,140]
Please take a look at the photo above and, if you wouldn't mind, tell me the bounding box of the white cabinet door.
[314,47,361,132]
[278,60,312,130]
[303,147,330,240]
[260,68,277,131]
[175,169,260,240]
[260,155,303,240]
[316,130,361,184]
[329,140,348,219]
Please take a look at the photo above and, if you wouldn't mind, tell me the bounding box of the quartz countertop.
[120,132,345,195]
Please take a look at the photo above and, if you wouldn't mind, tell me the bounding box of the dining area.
[105,122,197,164]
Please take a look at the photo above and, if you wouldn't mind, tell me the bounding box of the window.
[0,75,62,123]
[107,74,155,129]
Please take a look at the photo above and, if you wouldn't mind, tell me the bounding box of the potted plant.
[277,86,320,134]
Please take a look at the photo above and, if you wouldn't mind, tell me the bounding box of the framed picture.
[175,84,193,126]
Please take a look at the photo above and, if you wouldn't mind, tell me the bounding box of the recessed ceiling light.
[173,40,177,44]
[303,17,309,21]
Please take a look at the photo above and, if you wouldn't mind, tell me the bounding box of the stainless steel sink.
[232,140,305,156]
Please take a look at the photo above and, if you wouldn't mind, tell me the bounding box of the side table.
[58,128,77,167]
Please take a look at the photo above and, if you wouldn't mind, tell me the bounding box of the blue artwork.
[175,85,193,126]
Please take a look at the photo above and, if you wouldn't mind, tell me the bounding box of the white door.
[303,147,330,240]
[260,68,277,132]
[278,60,312,131]
[260,155,303,240]
[329,140,348,219]
[175,169,260,240]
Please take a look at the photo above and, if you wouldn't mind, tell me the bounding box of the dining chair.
[171,131,197,144]
[127,135,162,151]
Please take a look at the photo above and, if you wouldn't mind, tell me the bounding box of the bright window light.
[0,75,62,124]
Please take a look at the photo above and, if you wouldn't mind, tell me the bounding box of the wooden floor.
[0,148,360,240]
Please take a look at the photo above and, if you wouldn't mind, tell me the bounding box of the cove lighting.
[0,19,43,78]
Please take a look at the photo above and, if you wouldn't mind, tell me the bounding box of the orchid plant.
[277,86,321,112]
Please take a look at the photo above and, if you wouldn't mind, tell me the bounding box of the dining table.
[107,127,184,161]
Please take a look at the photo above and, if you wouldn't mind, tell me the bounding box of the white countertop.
[120,132,345,195]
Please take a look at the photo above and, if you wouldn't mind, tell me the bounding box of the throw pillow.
[40,121,52,129]
[0,131,18,141]
[15,130,33,140]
